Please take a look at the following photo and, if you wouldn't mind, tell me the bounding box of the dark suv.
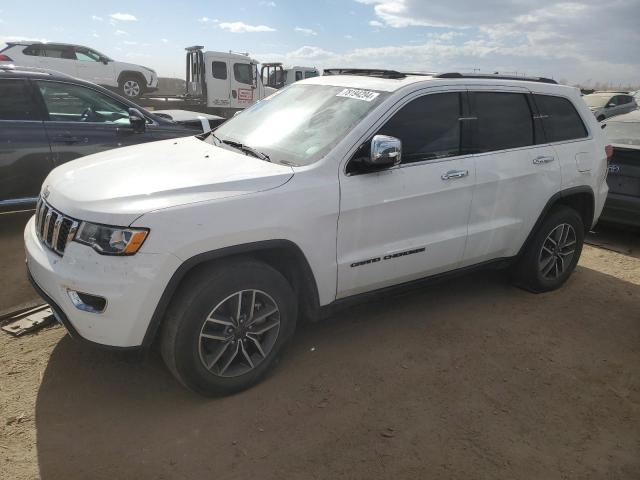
[0,66,223,212]
[0,66,220,312]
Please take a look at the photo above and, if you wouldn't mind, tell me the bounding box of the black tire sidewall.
[171,262,296,395]
[518,207,584,292]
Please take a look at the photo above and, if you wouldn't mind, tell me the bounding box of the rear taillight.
[605,144,614,162]
[0,54,12,61]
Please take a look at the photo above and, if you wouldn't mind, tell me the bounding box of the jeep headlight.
[74,222,149,255]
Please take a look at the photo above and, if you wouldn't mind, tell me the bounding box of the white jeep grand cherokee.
[25,71,609,395]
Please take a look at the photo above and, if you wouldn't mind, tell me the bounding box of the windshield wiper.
[219,138,271,162]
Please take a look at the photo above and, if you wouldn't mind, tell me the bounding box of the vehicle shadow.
[587,223,640,259]
[35,266,640,479]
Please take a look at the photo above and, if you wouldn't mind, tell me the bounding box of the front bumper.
[598,193,640,227]
[24,216,181,347]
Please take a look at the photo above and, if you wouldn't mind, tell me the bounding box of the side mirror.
[100,57,110,65]
[366,135,402,168]
[128,108,146,133]
[607,102,616,108]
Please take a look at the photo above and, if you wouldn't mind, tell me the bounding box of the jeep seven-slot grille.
[34,197,79,256]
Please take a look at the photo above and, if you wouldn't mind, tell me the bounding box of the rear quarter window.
[534,94,588,143]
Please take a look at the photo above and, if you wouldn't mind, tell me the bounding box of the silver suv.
[583,92,637,121]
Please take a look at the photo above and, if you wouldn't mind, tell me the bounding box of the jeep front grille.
[34,197,79,256]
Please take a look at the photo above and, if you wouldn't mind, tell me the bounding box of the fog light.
[67,289,107,313]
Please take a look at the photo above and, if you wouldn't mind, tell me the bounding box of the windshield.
[212,84,389,166]
[584,95,610,108]
[605,121,640,146]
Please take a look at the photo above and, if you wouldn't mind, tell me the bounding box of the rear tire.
[512,206,584,293]
[119,75,144,99]
[160,259,297,396]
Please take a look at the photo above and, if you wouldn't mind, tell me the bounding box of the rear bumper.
[599,193,640,227]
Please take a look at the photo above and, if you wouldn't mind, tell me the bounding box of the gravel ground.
[1,240,639,480]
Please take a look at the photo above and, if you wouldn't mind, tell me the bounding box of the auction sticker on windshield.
[336,88,380,102]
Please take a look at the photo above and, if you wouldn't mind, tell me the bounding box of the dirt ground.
[1,238,639,479]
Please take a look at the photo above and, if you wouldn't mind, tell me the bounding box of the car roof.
[301,71,572,94]
[606,109,640,123]
[6,41,84,48]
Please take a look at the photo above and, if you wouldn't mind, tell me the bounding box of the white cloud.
[123,40,137,45]
[198,16,218,23]
[114,30,128,36]
[91,15,103,21]
[353,0,640,84]
[161,38,169,44]
[294,26,317,36]
[369,20,384,28]
[92,32,99,38]
[110,12,137,22]
[218,21,276,33]
[344,35,354,39]
[259,1,277,6]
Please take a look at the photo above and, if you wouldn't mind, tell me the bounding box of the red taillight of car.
[605,144,614,162]
[0,54,13,61]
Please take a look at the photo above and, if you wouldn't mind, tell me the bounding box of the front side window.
[304,70,319,79]
[213,84,389,166]
[0,79,39,121]
[469,92,533,152]
[75,48,101,62]
[233,63,253,85]
[377,92,462,163]
[212,61,227,80]
[534,94,588,143]
[36,81,130,123]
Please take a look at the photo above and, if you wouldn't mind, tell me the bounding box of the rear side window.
[534,94,588,143]
[305,70,318,79]
[233,63,253,85]
[44,46,76,60]
[23,45,43,56]
[0,79,39,120]
[378,92,462,163]
[295,71,303,81]
[469,92,533,152]
[212,61,227,80]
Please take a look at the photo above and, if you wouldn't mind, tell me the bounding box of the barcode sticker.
[336,88,380,102]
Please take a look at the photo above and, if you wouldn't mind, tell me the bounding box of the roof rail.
[323,68,406,79]
[434,72,557,84]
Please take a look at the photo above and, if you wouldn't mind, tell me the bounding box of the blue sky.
[1,0,639,85]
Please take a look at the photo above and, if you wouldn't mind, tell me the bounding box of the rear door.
[462,88,561,265]
[0,78,52,209]
[40,45,78,77]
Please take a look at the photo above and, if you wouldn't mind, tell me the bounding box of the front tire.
[119,75,144,99]
[512,206,584,293]
[160,259,297,396]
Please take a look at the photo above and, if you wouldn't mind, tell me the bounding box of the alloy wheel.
[538,223,577,280]
[198,289,281,378]
[123,80,141,97]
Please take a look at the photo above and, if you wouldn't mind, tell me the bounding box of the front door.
[74,47,114,85]
[462,88,561,265]
[337,90,475,298]
[206,59,231,109]
[229,61,257,109]
[35,80,153,167]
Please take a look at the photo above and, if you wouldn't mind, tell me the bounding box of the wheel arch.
[141,240,321,347]
[117,70,148,87]
[517,185,595,258]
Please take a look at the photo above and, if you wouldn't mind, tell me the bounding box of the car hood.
[43,136,294,226]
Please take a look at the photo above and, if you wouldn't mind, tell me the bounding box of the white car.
[0,41,158,98]
[25,70,609,395]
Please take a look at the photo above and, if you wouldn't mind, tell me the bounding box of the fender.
[141,239,320,347]
[516,185,595,258]
[117,70,150,86]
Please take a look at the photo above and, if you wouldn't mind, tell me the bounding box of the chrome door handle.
[533,155,555,164]
[441,169,468,180]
